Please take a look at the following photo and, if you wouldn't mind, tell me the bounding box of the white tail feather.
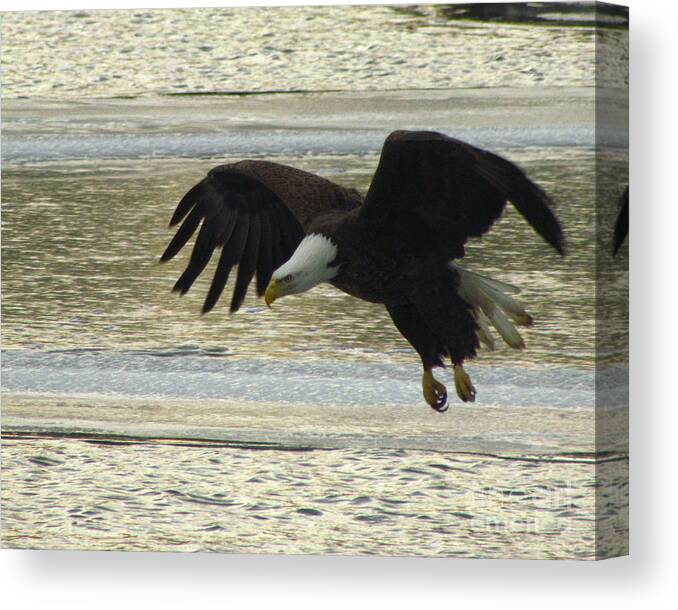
[475,309,496,350]
[450,265,521,295]
[486,305,525,350]
[450,262,532,350]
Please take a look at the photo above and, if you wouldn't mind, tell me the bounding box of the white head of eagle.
[265,233,339,306]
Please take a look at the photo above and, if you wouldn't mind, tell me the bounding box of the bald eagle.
[161,130,565,412]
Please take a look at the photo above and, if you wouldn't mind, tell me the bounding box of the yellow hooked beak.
[264,278,283,308]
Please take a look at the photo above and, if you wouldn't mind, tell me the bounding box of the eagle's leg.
[384,303,451,412]
[453,363,476,403]
[422,368,448,412]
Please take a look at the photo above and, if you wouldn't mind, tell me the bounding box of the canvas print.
[1,2,628,559]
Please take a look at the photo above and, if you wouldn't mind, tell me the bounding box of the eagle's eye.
[281,274,293,283]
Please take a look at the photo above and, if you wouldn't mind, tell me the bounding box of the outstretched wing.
[161,160,362,313]
[360,131,565,259]
[613,186,629,255]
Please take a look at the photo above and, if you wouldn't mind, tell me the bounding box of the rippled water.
[1,5,628,99]
[1,5,628,558]
[0,123,626,369]
[1,438,628,559]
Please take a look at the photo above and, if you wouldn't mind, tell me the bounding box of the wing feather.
[202,206,250,313]
[161,203,206,263]
[169,181,204,227]
[472,149,563,253]
[172,209,225,294]
[362,130,565,259]
[230,214,261,313]
[255,211,274,296]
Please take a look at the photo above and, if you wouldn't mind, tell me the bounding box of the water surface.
[1,5,627,99]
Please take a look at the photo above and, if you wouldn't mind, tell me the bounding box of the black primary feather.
[255,211,274,296]
[202,208,250,313]
[362,130,565,259]
[230,213,262,312]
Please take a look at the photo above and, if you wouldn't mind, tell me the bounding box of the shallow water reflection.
[0,5,626,99]
[1,438,628,559]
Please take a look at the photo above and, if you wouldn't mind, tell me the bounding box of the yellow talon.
[454,364,476,403]
[422,369,448,412]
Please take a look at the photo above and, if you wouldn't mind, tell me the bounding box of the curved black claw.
[430,387,449,413]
